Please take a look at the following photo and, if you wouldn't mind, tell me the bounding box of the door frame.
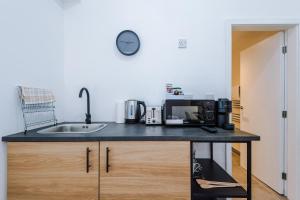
[240,31,286,194]
[225,19,300,199]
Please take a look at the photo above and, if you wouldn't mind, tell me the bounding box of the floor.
[232,152,288,200]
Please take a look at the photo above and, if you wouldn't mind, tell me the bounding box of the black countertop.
[1,122,260,142]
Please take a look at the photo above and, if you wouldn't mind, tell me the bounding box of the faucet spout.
[79,87,91,124]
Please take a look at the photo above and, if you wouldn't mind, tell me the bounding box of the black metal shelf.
[192,159,247,199]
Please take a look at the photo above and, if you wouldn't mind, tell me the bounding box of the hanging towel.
[19,86,55,105]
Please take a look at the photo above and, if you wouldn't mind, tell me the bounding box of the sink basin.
[37,123,107,134]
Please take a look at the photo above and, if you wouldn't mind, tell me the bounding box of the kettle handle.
[138,101,146,119]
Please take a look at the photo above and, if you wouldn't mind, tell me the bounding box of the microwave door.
[184,112,192,123]
[186,111,203,124]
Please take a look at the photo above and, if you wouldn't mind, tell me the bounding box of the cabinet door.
[99,141,190,200]
[8,142,99,200]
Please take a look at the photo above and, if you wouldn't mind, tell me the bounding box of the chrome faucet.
[79,87,91,124]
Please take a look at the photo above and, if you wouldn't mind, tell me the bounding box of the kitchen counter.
[2,122,259,142]
[4,123,259,200]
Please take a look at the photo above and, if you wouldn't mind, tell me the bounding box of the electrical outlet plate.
[178,39,187,48]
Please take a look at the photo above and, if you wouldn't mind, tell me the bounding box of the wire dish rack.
[18,87,57,134]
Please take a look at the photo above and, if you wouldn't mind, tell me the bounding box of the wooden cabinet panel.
[8,142,99,200]
[99,141,190,200]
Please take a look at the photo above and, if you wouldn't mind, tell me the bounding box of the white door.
[240,32,286,194]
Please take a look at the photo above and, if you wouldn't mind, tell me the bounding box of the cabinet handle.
[106,147,110,173]
[86,147,92,173]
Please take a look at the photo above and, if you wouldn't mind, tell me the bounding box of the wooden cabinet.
[7,141,191,200]
[99,141,191,200]
[7,142,99,200]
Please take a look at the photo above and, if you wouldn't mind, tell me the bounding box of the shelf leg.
[247,142,252,200]
[210,142,214,161]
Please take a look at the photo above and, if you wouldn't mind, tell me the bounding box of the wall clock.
[116,30,140,56]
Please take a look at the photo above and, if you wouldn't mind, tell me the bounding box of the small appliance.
[125,100,146,124]
[216,98,235,130]
[145,106,162,125]
[163,100,216,126]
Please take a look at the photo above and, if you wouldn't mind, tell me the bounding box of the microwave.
[163,100,216,126]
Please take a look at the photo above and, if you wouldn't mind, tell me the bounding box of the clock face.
[116,30,140,56]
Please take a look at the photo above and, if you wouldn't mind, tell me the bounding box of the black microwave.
[163,100,216,126]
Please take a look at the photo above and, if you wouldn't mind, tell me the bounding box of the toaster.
[145,106,162,125]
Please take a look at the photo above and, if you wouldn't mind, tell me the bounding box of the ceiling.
[232,31,279,52]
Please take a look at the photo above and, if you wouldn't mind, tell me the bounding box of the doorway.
[231,30,288,200]
[226,21,300,200]
[226,21,299,200]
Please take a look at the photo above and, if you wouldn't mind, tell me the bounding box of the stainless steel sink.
[37,123,107,134]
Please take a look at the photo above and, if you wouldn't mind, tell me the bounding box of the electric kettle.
[125,100,146,123]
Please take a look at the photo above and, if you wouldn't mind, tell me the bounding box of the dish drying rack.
[18,87,57,134]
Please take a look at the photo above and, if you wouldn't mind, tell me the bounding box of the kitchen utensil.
[199,184,240,189]
[18,86,57,134]
[196,179,240,187]
[125,100,146,124]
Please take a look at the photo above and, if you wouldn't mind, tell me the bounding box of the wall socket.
[178,39,187,48]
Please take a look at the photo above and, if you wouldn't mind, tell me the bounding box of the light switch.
[178,39,187,48]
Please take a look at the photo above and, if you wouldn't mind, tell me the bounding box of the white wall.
[63,0,300,122]
[0,1,64,199]
[63,0,228,122]
[0,0,300,199]
[63,1,300,199]
[63,0,232,170]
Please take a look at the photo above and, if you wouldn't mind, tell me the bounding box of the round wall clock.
[116,30,140,56]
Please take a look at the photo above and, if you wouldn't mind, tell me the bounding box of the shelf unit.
[191,141,252,200]
[192,159,247,199]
